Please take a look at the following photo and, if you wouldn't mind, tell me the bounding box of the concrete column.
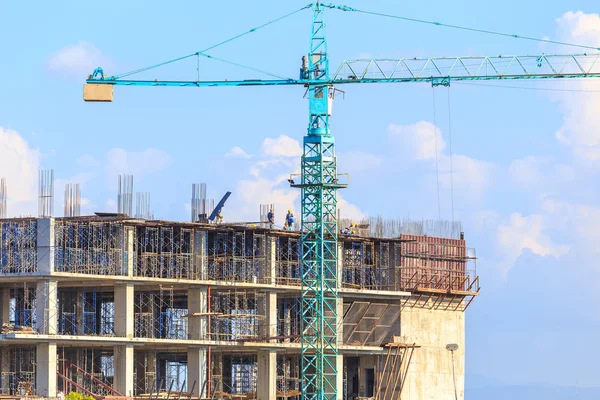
[264,237,277,285]
[0,288,10,325]
[257,350,277,400]
[337,242,344,288]
[115,284,134,338]
[36,342,57,397]
[122,227,135,277]
[35,280,57,334]
[336,298,344,346]
[195,231,207,280]
[114,344,134,397]
[336,355,344,400]
[187,346,207,398]
[187,287,207,340]
[258,292,277,341]
[37,218,55,275]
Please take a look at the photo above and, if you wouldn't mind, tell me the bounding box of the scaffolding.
[134,351,157,395]
[0,346,36,395]
[275,237,301,286]
[0,219,37,274]
[57,290,115,336]
[277,354,301,398]
[207,230,266,283]
[135,287,188,339]
[211,353,257,398]
[136,225,198,280]
[277,297,301,343]
[10,284,36,330]
[58,347,117,397]
[208,290,266,342]
[54,220,126,275]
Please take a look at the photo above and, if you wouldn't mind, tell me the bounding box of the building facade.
[0,216,478,399]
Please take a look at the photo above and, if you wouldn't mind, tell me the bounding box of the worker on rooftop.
[267,208,275,229]
[216,209,223,224]
[285,209,295,231]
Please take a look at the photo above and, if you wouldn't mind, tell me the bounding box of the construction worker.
[340,226,351,235]
[285,209,295,230]
[350,222,356,235]
[267,208,275,229]
[215,209,223,224]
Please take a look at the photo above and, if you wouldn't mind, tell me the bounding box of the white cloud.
[0,127,40,216]
[497,213,570,271]
[337,193,364,221]
[388,121,492,194]
[509,156,575,187]
[541,199,600,249]
[261,135,302,158]
[105,148,170,183]
[48,41,112,78]
[225,146,251,159]
[78,155,100,168]
[338,151,383,173]
[388,121,445,161]
[226,134,364,224]
[105,199,117,212]
[552,12,600,164]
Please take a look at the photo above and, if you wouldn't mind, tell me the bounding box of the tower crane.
[83,3,600,399]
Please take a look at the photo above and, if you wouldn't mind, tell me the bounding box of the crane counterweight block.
[83,83,114,102]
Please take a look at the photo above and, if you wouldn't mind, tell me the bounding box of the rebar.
[135,192,154,220]
[38,170,54,217]
[0,178,7,218]
[64,184,81,217]
[117,175,133,216]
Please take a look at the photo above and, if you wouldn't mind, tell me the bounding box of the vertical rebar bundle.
[191,183,214,222]
[64,183,81,217]
[38,169,54,217]
[0,178,6,218]
[191,183,205,222]
[135,192,154,220]
[117,175,133,216]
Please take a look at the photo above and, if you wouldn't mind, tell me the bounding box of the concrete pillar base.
[114,344,134,397]
[257,350,277,400]
[187,347,207,398]
[36,342,57,398]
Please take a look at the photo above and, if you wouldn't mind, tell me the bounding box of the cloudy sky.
[1,0,599,393]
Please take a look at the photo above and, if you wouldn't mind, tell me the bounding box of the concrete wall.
[400,303,465,400]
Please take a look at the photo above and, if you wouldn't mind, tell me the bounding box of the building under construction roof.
[0,213,478,399]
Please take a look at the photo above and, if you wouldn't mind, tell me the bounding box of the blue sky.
[1,0,600,394]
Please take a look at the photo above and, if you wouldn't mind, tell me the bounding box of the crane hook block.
[83,84,114,102]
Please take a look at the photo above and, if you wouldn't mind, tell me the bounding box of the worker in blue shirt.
[267,208,275,229]
[285,209,295,230]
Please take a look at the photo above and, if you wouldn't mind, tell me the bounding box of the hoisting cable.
[345,7,600,51]
[447,88,455,223]
[432,87,441,221]
[112,4,312,80]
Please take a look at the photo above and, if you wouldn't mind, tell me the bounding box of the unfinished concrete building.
[0,215,478,399]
